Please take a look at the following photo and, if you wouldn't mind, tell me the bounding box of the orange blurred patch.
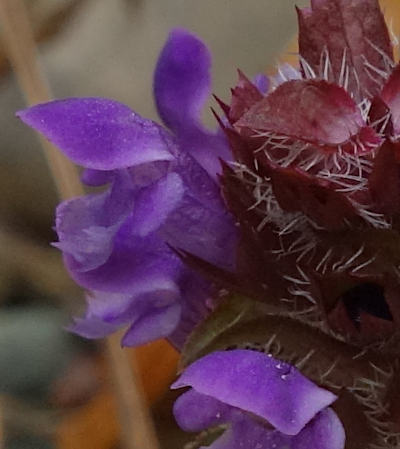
[56,340,179,449]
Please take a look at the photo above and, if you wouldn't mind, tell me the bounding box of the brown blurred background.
[0,1,304,448]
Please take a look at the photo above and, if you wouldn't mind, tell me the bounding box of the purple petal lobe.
[70,275,181,345]
[154,29,231,177]
[252,73,270,94]
[65,229,181,294]
[292,408,345,449]
[177,408,343,449]
[177,131,230,180]
[161,193,237,269]
[130,172,185,237]
[173,388,344,449]
[122,302,181,346]
[168,272,211,349]
[271,63,301,87]
[68,315,120,339]
[224,409,345,449]
[201,414,284,449]
[85,291,136,323]
[55,173,134,272]
[173,389,233,432]
[154,28,211,135]
[174,392,344,449]
[171,350,337,435]
[147,148,237,270]
[17,98,173,169]
[88,276,179,322]
[81,169,114,186]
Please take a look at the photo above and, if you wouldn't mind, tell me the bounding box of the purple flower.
[17,1,399,446]
[172,350,345,449]
[17,30,237,347]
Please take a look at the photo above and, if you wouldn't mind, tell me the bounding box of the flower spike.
[17,1,400,447]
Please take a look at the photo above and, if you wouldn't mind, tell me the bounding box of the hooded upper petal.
[154,28,231,177]
[173,351,344,449]
[17,98,174,169]
[171,349,337,435]
[154,28,212,135]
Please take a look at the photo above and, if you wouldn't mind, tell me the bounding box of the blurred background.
[0,0,304,448]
